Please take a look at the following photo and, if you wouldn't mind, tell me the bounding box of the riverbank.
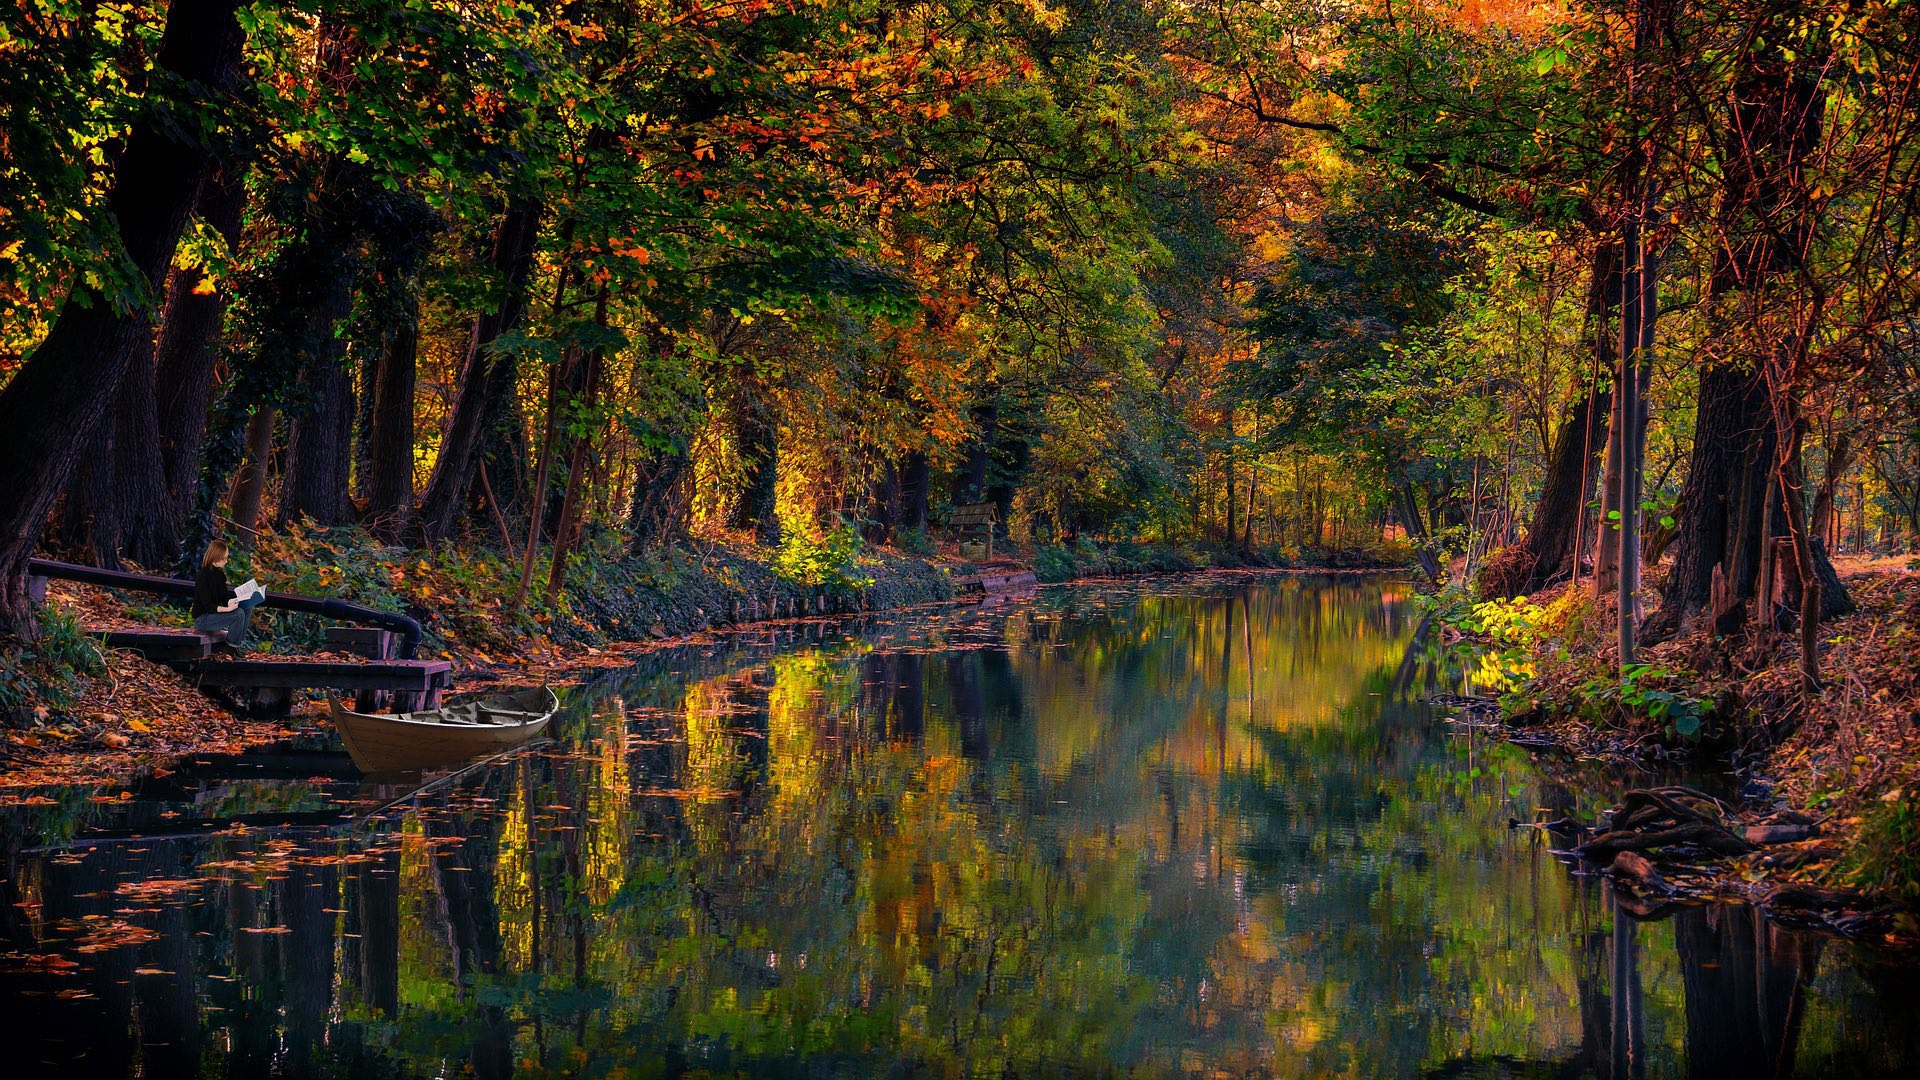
[1436,562,1920,943]
[1028,537,1412,582]
[0,528,950,789]
[1,530,1413,790]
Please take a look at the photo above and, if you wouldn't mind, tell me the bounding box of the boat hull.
[330,688,557,773]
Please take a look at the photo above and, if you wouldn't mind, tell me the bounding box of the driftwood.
[1576,786,1756,860]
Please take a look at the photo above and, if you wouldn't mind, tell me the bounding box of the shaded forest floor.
[1442,562,1920,941]
[2,529,1409,792]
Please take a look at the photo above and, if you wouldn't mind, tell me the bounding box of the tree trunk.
[1616,181,1660,665]
[278,289,357,527]
[56,339,166,569]
[515,348,571,606]
[0,0,245,633]
[1395,481,1442,582]
[1521,244,1619,593]
[1647,366,1774,638]
[226,406,276,544]
[545,292,608,603]
[1224,451,1238,548]
[1809,432,1851,546]
[150,165,249,548]
[363,289,419,535]
[896,451,930,537]
[415,200,542,542]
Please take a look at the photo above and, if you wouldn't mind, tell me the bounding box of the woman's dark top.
[192,565,236,618]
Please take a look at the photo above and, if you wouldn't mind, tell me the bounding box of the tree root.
[1576,786,1755,860]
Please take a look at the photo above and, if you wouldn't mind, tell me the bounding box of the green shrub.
[1576,662,1709,738]
[1846,792,1920,903]
[0,606,107,724]
[771,520,874,592]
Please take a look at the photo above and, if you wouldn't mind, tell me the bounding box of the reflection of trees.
[1676,904,1821,1080]
[0,578,1912,1076]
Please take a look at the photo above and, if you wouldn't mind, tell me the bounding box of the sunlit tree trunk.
[416,199,542,542]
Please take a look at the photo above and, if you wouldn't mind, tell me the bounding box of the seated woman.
[191,540,265,649]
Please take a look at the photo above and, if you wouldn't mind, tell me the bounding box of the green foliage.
[771,521,874,592]
[1846,792,1920,903]
[0,605,106,723]
[1577,663,1708,738]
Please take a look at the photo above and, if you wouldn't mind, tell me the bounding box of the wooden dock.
[954,568,1039,595]
[185,657,452,715]
[99,630,452,716]
[34,558,450,719]
[102,628,219,662]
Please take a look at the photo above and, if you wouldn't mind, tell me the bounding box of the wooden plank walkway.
[183,657,452,692]
[102,628,219,662]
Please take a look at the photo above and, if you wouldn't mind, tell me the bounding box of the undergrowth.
[1,606,107,724]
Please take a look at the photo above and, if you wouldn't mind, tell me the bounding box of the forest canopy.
[3,0,1920,681]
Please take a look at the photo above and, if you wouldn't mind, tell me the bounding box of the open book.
[232,578,264,603]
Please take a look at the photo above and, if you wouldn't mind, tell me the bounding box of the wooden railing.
[27,557,424,659]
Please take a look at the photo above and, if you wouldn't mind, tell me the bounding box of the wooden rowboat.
[328,686,558,773]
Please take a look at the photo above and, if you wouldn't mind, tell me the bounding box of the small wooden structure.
[951,502,997,561]
[102,628,219,663]
[29,557,442,718]
[953,568,1039,595]
[192,657,452,716]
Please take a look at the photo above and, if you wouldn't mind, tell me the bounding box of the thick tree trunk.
[226,406,276,544]
[895,450,930,537]
[1646,367,1848,640]
[0,0,244,633]
[149,165,249,548]
[363,293,419,535]
[415,200,542,542]
[1646,366,1775,638]
[56,339,166,569]
[278,270,357,527]
[1518,386,1609,589]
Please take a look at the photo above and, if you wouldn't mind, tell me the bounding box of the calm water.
[3,575,1916,1078]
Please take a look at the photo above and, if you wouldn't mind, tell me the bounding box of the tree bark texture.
[363,297,419,534]
[150,165,249,547]
[0,0,245,632]
[415,200,542,542]
[277,261,358,525]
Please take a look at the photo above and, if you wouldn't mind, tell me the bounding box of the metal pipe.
[26,558,423,659]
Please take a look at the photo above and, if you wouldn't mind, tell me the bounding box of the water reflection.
[2,576,1915,1077]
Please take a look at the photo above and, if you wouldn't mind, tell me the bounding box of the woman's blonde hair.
[202,539,230,568]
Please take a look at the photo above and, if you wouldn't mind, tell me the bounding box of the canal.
[3,574,1916,1076]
